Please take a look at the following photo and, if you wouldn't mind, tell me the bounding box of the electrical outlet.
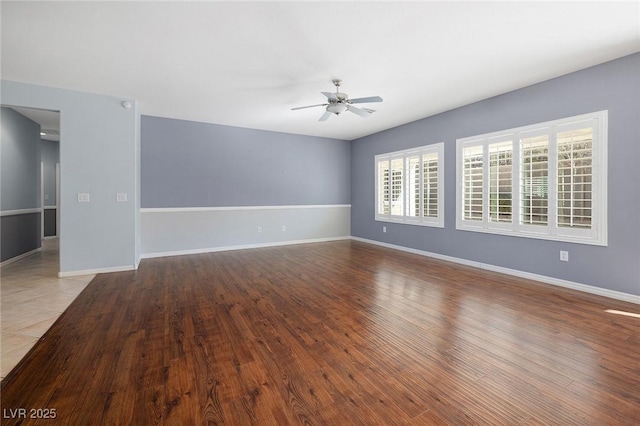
[383,226,387,233]
[257,226,262,233]
[281,225,286,232]
[560,250,569,262]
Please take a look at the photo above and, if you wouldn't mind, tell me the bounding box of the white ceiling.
[2,1,639,141]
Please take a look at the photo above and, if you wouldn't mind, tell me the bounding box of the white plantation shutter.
[489,141,513,224]
[557,127,592,229]
[457,111,607,245]
[377,160,390,215]
[520,134,549,226]
[406,155,420,217]
[390,158,404,216]
[375,143,444,227]
[463,145,483,222]
[423,152,439,218]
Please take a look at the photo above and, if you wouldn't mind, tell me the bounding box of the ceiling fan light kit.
[327,103,348,114]
[292,79,383,121]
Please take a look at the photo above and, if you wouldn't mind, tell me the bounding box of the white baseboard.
[140,236,351,260]
[58,264,136,278]
[351,237,640,305]
[0,247,42,267]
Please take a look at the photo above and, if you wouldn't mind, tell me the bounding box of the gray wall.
[351,53,640,296]
[43,208,56,237]
[0,107,42,262]
[140,116,351,257]
[1,107,40,211]
[41,139,59,237]
[141,116,350,208]
[1,81,139,274]
[1,213,41,262]
[41,139,59,207]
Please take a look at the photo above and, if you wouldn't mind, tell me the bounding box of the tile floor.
[1,239,94,379]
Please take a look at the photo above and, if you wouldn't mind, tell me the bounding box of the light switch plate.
[77,193,90,202]
[116,193,128,202]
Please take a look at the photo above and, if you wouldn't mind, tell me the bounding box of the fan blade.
[322,91,338,101]
[291,103,327,110]
[349,96,383,104]
[362,108,376,113]
[347,105,370,118]
[319,111,333,121]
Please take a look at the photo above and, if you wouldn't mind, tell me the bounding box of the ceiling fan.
[291,79,383,121]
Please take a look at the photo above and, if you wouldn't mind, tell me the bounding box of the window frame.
[375,142,444,228]
[456,111,607,246]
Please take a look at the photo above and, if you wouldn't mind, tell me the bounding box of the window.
[375,143,444,227]
[456,111,607,245]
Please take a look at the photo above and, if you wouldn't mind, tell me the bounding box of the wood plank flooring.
[1,241,639,425]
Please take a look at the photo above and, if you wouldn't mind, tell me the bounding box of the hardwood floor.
[1,241,638,425]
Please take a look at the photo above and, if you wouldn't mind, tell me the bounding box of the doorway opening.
[1,105,60,274]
